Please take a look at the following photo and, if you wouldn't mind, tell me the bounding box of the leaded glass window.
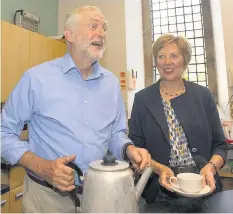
[151,0,208,87]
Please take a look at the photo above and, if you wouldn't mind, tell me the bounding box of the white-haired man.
[1,6,151,213]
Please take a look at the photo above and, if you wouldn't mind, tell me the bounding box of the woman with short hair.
[129,34,227,210]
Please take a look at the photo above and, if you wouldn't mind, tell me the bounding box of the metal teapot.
[80,153,153,213]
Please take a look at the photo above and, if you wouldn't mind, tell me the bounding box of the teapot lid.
[89,160,129,171]
[89,152,129,171]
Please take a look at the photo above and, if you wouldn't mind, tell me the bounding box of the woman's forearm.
[208,154,224,172]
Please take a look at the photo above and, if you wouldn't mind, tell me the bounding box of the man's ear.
[64,29,75,44]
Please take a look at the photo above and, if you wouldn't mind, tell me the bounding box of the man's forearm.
[151,159,164,175]
[18,151,52,179]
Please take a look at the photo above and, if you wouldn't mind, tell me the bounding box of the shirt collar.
[62,53,103,79]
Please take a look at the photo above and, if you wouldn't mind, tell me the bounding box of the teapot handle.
[43,162,83,208]
[66,162,84,184]
[66,162,84,208]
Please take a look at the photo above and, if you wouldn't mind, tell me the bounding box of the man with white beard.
[1,6,151,213]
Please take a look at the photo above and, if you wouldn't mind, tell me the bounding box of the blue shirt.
[1,53,132,175]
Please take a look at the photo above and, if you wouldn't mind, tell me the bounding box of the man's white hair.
[64,6,102,30]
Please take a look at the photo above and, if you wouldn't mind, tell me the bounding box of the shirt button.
[191,148,197,153]
[84,101,87,104]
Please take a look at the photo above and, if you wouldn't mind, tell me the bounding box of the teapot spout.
[135,166,153,202]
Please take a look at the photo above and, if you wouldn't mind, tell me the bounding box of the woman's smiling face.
[156,42,185,81]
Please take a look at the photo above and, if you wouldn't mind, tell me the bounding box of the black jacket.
[129,80,228,202]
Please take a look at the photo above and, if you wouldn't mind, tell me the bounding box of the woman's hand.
[200,163,216,193]
[154,163,175,192]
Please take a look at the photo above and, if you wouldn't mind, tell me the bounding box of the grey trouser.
[23,174,78,213]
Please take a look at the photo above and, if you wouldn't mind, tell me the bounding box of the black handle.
[66,162,84,208]
[66,162,83,184]
[43,162,83,208]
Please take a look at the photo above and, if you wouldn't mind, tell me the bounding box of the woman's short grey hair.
[152,34,192,68]
[64,6,102,30]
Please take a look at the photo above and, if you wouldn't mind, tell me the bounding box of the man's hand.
[126,145,151,171]
[40,154,77,192]
[19,152,77,192]
[200,163,216,193]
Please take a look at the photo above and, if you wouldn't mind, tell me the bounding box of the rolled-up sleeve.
[1,72,35,165]
[108,84,132,160]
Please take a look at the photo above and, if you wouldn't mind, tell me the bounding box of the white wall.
[220,0,233,117]
[58,0,128,104]
[58,0,145,118]
[210,0,230,118]
[124,0,145,118]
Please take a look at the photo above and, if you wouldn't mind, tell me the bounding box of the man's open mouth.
[91,41,104,47]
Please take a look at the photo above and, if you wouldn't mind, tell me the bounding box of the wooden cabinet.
[9,186,24,213]
[20,130,28,141]
[29,32,52,68]
[51,39,67,59]
[9,166,25,190]
[1,166,25,213]
[1,21,30,102]
[1,192,10,213]
[1,21,66,102]
[29,32,66,68]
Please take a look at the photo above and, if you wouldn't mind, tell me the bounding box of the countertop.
[139,190,233,213]
[1,159,10,195]
[1,159,11,170]
[1,184,10,195]
[228,143,233,149]
[139,198,206,213]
